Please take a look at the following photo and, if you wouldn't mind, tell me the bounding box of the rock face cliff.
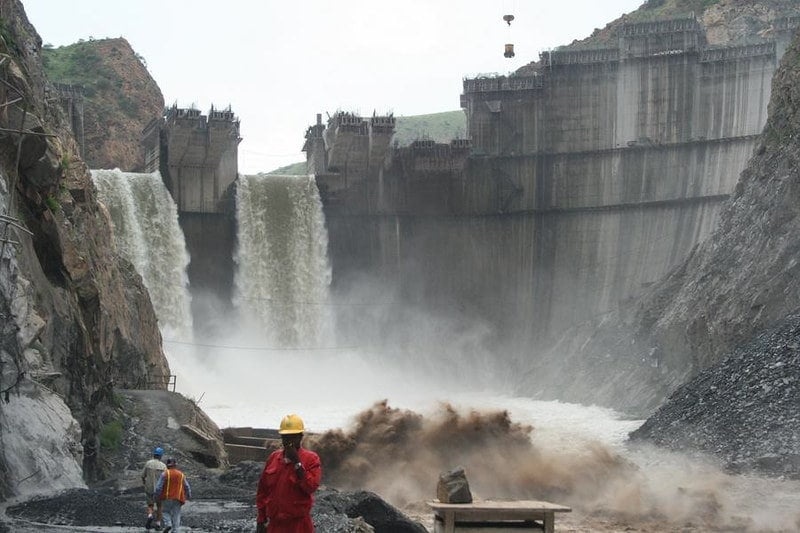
[42,38,164,171]
[560,0,800,48]
[0,0,168,500]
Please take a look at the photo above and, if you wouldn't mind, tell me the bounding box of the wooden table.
[427,500,572,533]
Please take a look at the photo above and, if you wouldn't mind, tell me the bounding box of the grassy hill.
[42,38,164,171]
[265,161,308,175]
[393,110,466,145]
[265,110,466,174]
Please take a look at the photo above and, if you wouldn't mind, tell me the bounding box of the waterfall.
[234,174,332,347]
[91,169,192,338]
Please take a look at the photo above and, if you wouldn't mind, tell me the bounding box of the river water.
[165,338,800,532]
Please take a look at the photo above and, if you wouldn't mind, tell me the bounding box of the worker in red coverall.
[256,414,322,533]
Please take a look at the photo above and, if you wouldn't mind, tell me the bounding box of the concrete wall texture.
[317,17,799,346]
[161,105,241,214]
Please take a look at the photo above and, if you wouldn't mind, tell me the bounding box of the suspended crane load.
[500,0,516,59]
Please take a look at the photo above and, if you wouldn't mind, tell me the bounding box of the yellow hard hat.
[278,414,305,434]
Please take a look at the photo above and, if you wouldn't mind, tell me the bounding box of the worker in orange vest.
[256,414,322,533]
[155,457,192,533]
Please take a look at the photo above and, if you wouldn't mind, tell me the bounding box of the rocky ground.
[4,482,791,533]
[1,479,416,533]
[3,369,798,532]
[0,389,429,533]
[3,432,799,532]
[629,310,800,479]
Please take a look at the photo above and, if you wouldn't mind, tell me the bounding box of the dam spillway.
[234,174,332,348]
[92,169,192,338]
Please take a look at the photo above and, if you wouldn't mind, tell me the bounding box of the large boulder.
[315,490,428,533]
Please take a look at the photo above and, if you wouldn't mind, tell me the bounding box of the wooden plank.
[444,510,455,533]
[181,424,215,444]
[224,443,269,463]
[428,504,570,522]
[543,513,554,533]
[447,510,546,522]
[428,499,570,533]
[428,500,571,512]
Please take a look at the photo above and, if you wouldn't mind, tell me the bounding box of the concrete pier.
[141,105,241,328]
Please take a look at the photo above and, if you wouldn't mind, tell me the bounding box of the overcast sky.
[23,0,644,174]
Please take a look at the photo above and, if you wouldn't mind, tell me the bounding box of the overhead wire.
[162,338,359,352]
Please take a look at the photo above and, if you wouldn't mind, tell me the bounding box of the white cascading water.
[91,169,192,339]
[234,174,332,347]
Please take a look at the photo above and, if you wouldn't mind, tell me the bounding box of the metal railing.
[142,374,176,392]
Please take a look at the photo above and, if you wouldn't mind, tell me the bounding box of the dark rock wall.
[179,211,236,335]
[0,0,168,498]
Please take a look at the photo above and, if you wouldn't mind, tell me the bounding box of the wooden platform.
[222,427,281,463]
[427,500,571,533]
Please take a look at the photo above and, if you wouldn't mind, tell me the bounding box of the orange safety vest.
[160,468,187,504]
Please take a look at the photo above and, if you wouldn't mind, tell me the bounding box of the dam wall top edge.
[165,104,240,131]
[620,15,701,36]
[463,16,787,93]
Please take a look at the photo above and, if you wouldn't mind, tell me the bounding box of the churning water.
[171,349,800,532]
[92,169,192,339]
[234,174,332,347]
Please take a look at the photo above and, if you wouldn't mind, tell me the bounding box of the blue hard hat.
[153,447,164,457]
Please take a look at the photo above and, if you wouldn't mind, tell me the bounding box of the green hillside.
[393,110,466,145]
[43,41,111,95]
[266,161,308,176]
[265,110,467,174]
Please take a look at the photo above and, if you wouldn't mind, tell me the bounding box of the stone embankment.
[630,311,800,478]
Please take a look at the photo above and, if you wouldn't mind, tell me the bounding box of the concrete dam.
[308,15,800,353]
[137,14,798,366]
